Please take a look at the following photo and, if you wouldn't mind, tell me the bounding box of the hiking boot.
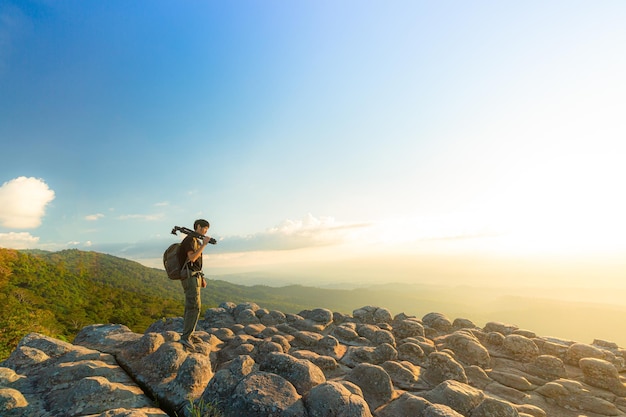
[180,338,194,350]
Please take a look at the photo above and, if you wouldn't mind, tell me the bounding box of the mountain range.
[2,247,626,362]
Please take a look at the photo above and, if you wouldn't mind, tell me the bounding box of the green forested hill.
[0,248,184,360]
[0,248,358,361]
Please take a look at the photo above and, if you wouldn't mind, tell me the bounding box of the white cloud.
[0,177,55,229]
[154,201,169,207]
[85,213,105,221]
[0,232,39,249]
[219,214,371,252]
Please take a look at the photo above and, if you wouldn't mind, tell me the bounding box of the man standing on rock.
[177,219,214,350]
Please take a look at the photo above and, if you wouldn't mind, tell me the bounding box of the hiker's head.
[194,219,210,232]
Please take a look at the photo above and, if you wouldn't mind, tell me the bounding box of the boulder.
[536,379,621,416]
[502,334,539,362]
[381,360,423,389]
[0,332,162,417]
[441,331,490,367]
[484,322,518,336]
[397,341,425,365]
[579,357,626,396]
[376,392,430,416]
[353,306,392,325]
[4,302,626,417]
[420,380,484,415]
[260,352,326,395]
[470,397,520,417]
[525,355,566,380]
[229,371,308,417]
[345,363,395,411]
[259,309,288,326]
[304,381,372,417]
[422,312,453,334]
[298,308,334,331]
[565,342,608,365]
[422,403,464,416]
[200,354,257,408]
[393,318,425,339]
[422,351,468,386]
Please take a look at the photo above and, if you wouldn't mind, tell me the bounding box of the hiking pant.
[181,273,201,341]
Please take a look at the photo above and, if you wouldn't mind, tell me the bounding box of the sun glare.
[491,153,626,256]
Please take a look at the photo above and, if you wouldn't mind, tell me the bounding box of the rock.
[452,317,477,330]
[422,312,453,334]
[422,351,468,386]
[565,342,609,365]
[381,360,423,389]
[393,317,425,339]
[229,371,308,417]
[341,346,377,367]
[471,397,520,417]
[0,367,22,385]
[536,378,621,416]
[372,329,396,346]
[299,308,334,329]
[203,307,237,328]
[422,403,465,416]
[484,381,529,405]
[76,324,214,415]
[515,403,546,417]
[441,331,490,367]
[372,343,398,364]
[0,332,161,417]
[291,350,338,371]
[200,354,257,408]
[259,309,287,326]
[3,302,626,417]
[420,380,484,415]
[580,357,626,396]
[484,322,518,335]
[345,363,395,411]
[486,370,533,391]
[502,334,539,362]
[304,381,372,417]
[376,392,430,416]
[353,306,392,325]
[233,301,261,317]
[332,323,361,343]
[397,341,425,365]
[260,352,325,395]
[464,365,491,389]
[524,355,566,380]
[293,330,325,347]
[235,307,261,325]
[0,387,28,412]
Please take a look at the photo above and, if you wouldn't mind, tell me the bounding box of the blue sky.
[2,1,626,288]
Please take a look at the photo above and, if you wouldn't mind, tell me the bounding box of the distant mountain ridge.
[3,248,626,363]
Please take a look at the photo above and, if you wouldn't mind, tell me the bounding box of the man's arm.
[187,239,210,263]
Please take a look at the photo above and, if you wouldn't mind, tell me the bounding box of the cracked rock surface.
[2,302,626,416]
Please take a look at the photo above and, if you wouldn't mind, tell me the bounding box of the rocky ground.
[2,302,626,417]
